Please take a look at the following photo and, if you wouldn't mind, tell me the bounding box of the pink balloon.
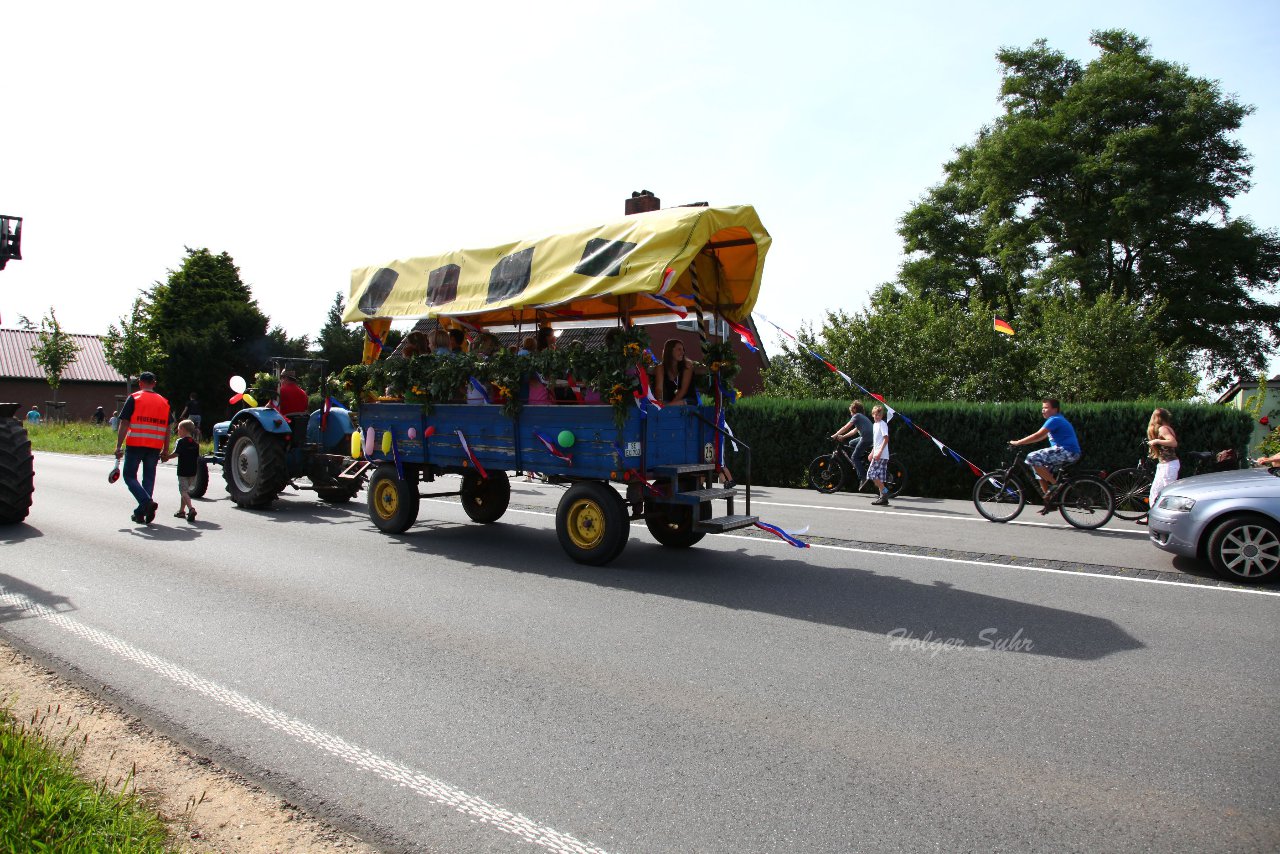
[365,427,375,453]
[407,427,417,439]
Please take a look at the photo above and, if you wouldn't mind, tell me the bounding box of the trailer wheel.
[190,458,210,498]
[645,501,709,548]
[557,482,629,565]
[461,470,510,523]
[368,466,419,534]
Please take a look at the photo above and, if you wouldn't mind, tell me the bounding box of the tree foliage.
[20,308,80,401]
[315,292,365,374]
[898,30,1280,390]
[147,247,271,419]
[103,297,163,388]
[760,286,1196,404]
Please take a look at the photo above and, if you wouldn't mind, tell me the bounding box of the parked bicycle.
[808,438,906,498]
[972,447,1114,529]
[1107,442,1233,521]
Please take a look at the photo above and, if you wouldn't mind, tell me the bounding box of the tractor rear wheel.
[223,419,288,508]
[0,413,34,524]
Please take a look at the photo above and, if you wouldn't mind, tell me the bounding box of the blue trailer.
[355,401,753,564]
[344,202,771,564]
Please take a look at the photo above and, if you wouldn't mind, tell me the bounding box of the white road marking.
[0,586,613,854]
[432,501,1280,598]
[748,498,1150,537]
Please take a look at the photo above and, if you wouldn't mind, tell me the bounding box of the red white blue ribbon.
[362,321,385,355]
[455,429,488,479]
[644,293,688,318]
[725,319,760,353]
[533,431,573,465]
[468,377,491,403]
[754,520,810,548]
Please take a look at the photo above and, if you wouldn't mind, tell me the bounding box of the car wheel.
[1206,514,1280,584]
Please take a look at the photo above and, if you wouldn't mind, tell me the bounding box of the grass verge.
[0,699,172,853]
[25,422,212,456]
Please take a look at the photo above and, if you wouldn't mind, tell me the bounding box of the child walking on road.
[868,404,891,506]
[165,419,200,522]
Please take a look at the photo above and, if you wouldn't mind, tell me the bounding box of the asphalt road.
[2,452,1278,853]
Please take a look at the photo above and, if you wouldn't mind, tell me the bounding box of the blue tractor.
[200,359,365,509]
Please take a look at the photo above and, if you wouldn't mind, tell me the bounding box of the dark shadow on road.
[384,519,1146,661]
[120,520,223,540]
[0,573,76,623]
[0,524,43,545]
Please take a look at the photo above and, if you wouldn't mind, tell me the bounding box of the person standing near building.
[114,372,172,524]
[178,392,202,436]
[92,406,105,426]
[25,405,40,425]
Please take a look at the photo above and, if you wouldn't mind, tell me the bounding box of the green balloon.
[557,430,575,448]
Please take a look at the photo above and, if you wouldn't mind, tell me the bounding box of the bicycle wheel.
[884,458,907,498]
[808,454,844,494]
[972,472,1025,522]
[1106,467,1151,521]
[1057,476,1115,530]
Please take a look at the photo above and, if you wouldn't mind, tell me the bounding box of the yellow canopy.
[344,204,770,327]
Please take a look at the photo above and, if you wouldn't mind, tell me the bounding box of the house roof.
[1215,375,1280,405]
[0,328,127,383]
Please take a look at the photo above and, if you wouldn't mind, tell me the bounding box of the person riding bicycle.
[831,400,874,488]
[1009,398,1081,514]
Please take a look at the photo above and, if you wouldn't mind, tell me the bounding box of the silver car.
[1149,467,1280,584]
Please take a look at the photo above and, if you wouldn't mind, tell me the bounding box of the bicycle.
[808,438,906,498]
[972,446,1115,529]
[1106,442,1227,521]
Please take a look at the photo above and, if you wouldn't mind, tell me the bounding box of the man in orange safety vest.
[114,371,173,524]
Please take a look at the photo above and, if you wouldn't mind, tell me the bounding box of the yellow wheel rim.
[566,498,606,550]
[373,479,400,519]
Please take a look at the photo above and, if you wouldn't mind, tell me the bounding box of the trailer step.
[653,487,737,504]
[651,463,716,476]
[339,459,374,480]
[694,514,759,533]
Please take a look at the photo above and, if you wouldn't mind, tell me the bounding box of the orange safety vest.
[125,390,170,449]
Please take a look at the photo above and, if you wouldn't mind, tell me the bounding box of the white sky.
[4,0,1278,370]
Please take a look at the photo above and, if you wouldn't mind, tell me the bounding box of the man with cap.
[277,371,309,416]
[114,372,172,524]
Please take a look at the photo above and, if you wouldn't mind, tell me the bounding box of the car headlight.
[1157,495,1196,512]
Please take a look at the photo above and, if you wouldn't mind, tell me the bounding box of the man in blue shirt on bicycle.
[832,400,875,488]
[1010,398,1081,510]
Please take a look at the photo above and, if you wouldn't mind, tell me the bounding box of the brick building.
[0,328,127,421]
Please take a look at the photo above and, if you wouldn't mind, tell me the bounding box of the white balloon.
[229,375,247,394]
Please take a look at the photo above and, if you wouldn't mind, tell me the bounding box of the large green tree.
[148,248,271,420]
[104,297,163,396]
[898,30,1280,390]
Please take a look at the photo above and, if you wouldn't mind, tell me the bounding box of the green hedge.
[727,398,1253,499]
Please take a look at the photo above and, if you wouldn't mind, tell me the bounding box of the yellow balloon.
[351,432,362,458]
[381,432,393,454]
[241,393,258,408]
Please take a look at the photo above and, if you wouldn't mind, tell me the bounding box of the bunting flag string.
[564,372,586,403]
[533,431,573,465]
[754,520,810,548]
[755,313,986,478]
[725,319,760,353]
[455,430,488,479]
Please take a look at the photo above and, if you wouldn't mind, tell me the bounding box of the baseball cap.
[138,371,157,383]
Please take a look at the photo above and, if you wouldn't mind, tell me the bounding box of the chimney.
[624,190,660,216]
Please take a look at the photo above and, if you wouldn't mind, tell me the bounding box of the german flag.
[994,317,1015,336]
